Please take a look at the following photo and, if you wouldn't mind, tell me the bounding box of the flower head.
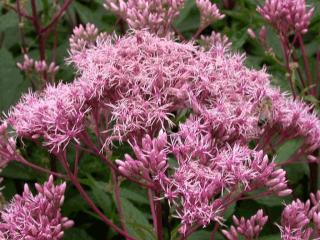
[104,0,185,36]
[0,175,73,239]
[257,0,314,34]
[222,209,268,240]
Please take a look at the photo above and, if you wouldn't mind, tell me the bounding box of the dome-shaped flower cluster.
[7,29,320,233]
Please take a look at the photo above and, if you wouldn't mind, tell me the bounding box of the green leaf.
[230,29,248,50]
[174,0,199,33]
[120,188,149,204]
[63,194,89,215]
[86,175,112,214]
[73,2,114,31]
[0,12,18,32]
[0,49,29,112]
[1,162,37,180]
[189,231,224,240]
[224,203,236,220]
[174,0,196,26]
[284,163,309,184]
[275,138,304,164]
[255,195,291,207]
[121,197,156,240]
[64,228,94,240]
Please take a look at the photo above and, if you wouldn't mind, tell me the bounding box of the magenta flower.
[8,83,89,152]
[116,130,169,185]
[222,209,268,240]
[104,0,185,35]
[0,122,15,168]
[8,30,320,234]
[196,0,225,28]
[257,0,314,34]
[69,23,99,53]
[0,175,73,239]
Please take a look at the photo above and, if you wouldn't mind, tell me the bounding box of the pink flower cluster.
[116,130,169,184]
[69,23,99,54]
[222,209,268,239]
[196,0,225,28]
[279,191,320,239]
[17,55,59,80]
[0,122,15,168]
[0,176,73,239]
[257,0,314,34]
[8,84,88,152]
[104,0,185,35]
[7,29,320,233]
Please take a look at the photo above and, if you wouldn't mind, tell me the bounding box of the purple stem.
[297,33,314,96]
[57,152,136,240]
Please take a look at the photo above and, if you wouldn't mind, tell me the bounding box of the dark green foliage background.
[0,0,319,239]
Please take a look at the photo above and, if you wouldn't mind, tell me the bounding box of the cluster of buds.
[196,0,225,28]
[17,54,59,83]
[69,23,99,53]
[0,122,16,169]
[266,169,292,196]
[200,31,231,50]
[279,191,320,239]
[116,130,169,185]
[222,209,268,239]
[257,0,314,34]
[0,176,73,239]
[104,0,185,36]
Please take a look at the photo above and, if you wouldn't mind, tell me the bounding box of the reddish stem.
[111,171,129,239]
[297,33,314,95]
[297,33,314,96]
[4,3,33,21]
[57,153,135,240]
[31,0,46,61]
[16,0,27,54]
[279,36,297,99]
[315,51,320,97]
[41,0,74,35]
[15,154,68,180]
[148,189,158,236]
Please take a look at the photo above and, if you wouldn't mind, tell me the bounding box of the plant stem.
[148,189,158,237]
[309,153,319,194]
[16,0,27,54]
[297,33,314,96]
[41,0,74,35]
[155,191,164,240]
[111,171,129,239]
[15,154,68,179]
[57,152,136,240]
[31,0,46,61]
[279,36,296,99]
[210,222,220,240]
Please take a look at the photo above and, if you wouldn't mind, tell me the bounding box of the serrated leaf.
[224,203,236,220]
[1,162,37,180]
[255,195,291,207]
[121,197,156,240]
[0,49,29,112]
[63,194,89,215]
[174,0,196,26]
[86,175,112,214]
[120,188,149,204]
[0,12,18,32]
[275,138,304,164]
